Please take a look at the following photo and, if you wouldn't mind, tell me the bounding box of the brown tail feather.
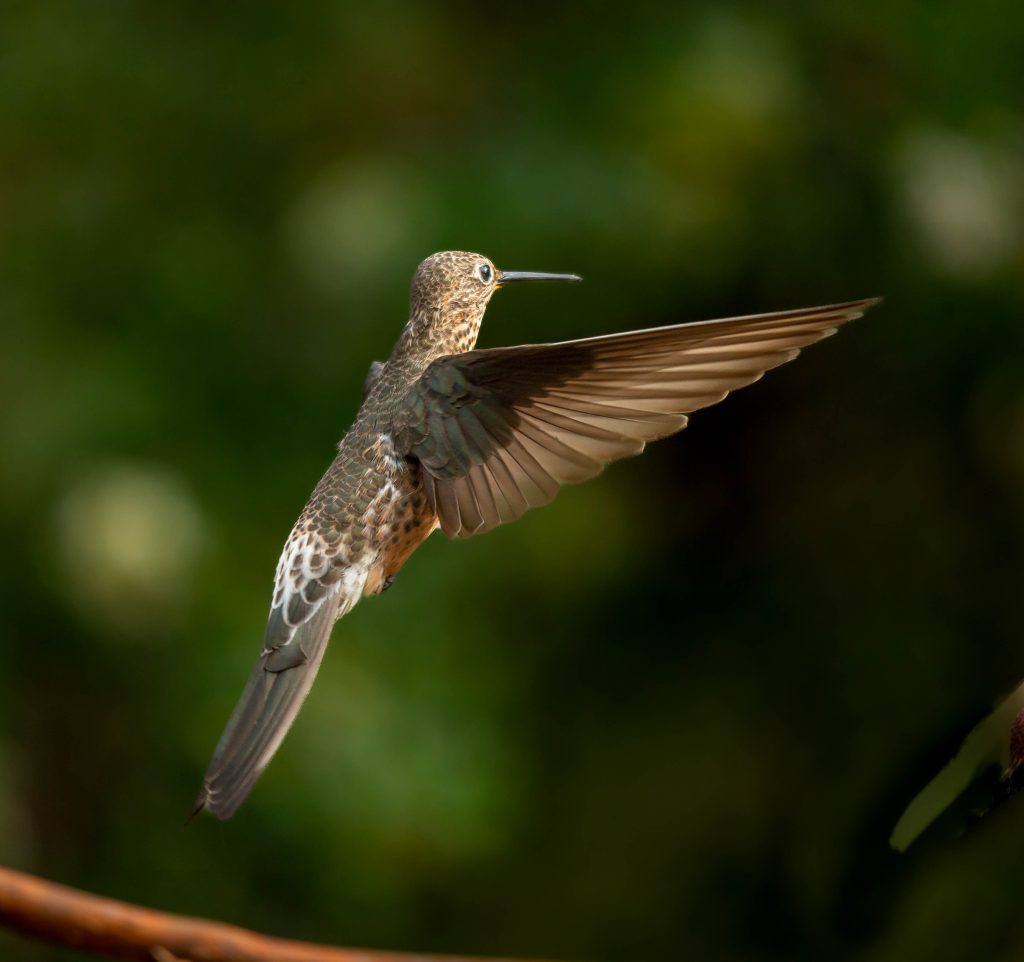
[191,597,337,820]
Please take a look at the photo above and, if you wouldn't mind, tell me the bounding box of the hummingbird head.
[406,250,581,356]
[410,251,503,316]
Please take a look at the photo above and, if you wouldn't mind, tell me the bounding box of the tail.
[191,595,338,821]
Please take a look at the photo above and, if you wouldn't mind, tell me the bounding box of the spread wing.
[393,299,878,539]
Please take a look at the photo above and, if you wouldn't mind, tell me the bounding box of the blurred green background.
[3,2,1024,960]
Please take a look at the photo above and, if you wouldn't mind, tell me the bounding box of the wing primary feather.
[433,477,464,537]
[479,469,514,525]
[512,415,604,483]
[516,407,631,462]
[500,437,560,505]
[467,467,500,530]
[491,446,540,516]
[453,476,485,536]
[485,447,532,518]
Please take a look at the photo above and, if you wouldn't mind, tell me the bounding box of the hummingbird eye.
[477,263,493,284]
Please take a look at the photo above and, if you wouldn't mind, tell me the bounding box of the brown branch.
[0,865,554,962]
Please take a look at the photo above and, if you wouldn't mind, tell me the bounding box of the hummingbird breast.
[297,350,449,607]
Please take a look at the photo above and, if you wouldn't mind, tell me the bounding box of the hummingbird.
[193,250,878,819]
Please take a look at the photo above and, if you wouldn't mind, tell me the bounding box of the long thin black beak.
[498,270,582,285]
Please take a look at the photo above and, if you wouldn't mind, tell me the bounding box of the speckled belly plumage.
[360,454,439,598]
